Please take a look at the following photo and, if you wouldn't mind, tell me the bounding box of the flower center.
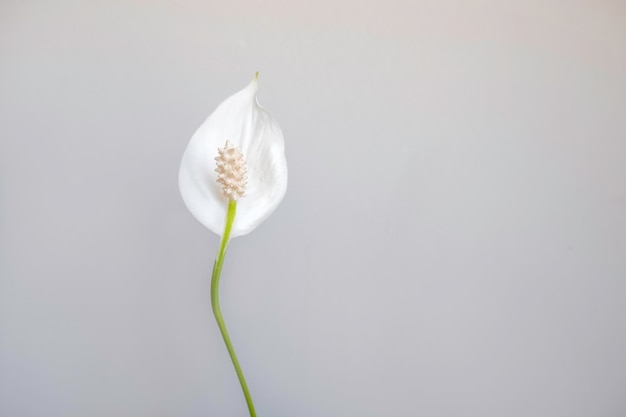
[215,141,247,201]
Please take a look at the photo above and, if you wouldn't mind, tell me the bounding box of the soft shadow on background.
[1,1,625,416]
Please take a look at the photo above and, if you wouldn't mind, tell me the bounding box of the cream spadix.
[179,74,288,237]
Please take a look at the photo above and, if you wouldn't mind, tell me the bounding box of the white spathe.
[179,75,288,237]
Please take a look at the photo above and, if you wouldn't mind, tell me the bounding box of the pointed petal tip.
[245,72,259,95]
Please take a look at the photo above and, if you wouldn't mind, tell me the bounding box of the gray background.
[1,1,625,416]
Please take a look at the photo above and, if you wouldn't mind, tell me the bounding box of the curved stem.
[210,200,257,417]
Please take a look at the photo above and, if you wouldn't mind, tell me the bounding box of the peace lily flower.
[179,73,287,417]
[179,72,288,238]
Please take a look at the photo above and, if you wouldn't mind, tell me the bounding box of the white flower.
[179,74,288,238]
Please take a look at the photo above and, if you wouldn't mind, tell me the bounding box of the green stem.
[210,200,257,417]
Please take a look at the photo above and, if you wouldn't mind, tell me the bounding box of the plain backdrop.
[1,1,625,416]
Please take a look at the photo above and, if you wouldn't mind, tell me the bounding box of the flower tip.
[246,72,260,94]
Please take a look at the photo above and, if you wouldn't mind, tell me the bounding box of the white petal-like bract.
[179,75,287,237]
